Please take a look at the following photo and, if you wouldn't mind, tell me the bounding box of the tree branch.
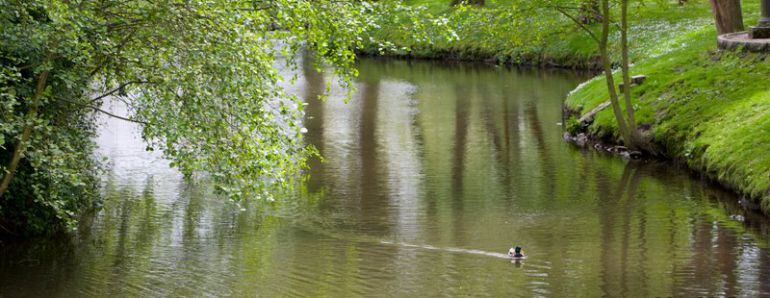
[91,105,148,124]
[59,98,149,125]
[555,6,601,43]
[0,70,49,199]
[89,81,148,102]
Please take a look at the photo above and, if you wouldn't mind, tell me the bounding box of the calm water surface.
[1,58,770,297]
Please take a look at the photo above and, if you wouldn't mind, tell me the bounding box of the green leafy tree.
[0,0,452,235]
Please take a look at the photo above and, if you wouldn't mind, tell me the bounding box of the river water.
[1,58,769,297]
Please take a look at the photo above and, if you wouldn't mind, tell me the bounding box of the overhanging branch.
[88,105,149,125]
[89,81,150,102]
[555,6,601,43]
[60,98,149,125]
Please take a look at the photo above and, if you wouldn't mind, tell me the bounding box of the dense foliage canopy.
[0,0,451,235]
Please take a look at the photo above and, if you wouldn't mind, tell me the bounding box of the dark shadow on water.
[450,81,470,245]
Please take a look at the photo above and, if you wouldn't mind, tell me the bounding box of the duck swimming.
[508,246,525,259]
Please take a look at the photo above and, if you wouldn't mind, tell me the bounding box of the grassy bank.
[364,0,722,68]
[565,21,770,212]
[370,0,770,211]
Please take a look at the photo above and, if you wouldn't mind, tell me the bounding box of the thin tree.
[620,0,640,145]
[599,0,634,147]
[553,0,639,148]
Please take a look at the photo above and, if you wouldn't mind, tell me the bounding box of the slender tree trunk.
[556,0,640,149]
[0,70,49,199]
[599,0,631,144]
[620,0,640,147]
[710,0,745,35]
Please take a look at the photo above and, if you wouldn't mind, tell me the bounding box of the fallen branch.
[578,100,611,125]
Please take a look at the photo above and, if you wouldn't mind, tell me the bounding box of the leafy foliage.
[1,1,103,235]
[364,0,728,67]
[0,0,452,235]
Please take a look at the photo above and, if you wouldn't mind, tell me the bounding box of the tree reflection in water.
[1,59,769,297]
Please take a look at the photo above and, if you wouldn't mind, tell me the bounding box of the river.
[1,58,769,297]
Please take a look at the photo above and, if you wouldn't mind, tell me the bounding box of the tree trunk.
[710,0,745,35]
[599,0,632,145]
[0,70,49,199]
[620,0,643,149]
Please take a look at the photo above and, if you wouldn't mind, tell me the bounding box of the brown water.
[1,58,769,297]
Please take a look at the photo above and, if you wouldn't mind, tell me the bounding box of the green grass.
[368,0,732,68]
[366,0,598,66]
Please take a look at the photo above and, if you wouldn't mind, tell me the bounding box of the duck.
[508,246,525,259]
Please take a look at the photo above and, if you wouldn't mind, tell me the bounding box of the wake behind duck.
[379,241,510,259]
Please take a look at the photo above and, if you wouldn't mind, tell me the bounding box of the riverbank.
[363,0,721,69]
[368,1,770,212]
[565,31,770,213]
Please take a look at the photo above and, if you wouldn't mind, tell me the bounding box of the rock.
[628,150,643,159]
[575,133,588,147]
[612,145,628,153]
[563,132,590,148]
[631,75,647,85]
[619,75,647,92]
